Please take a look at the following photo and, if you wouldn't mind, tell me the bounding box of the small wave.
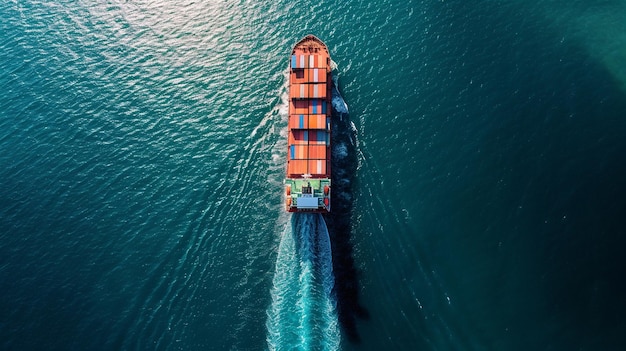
[331,87,349,114]
[332,95,349,114]
[330,60,338,72]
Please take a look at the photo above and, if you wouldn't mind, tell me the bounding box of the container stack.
[287,53,331,178]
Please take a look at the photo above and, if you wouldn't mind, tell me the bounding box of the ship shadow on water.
[323,87,369,343]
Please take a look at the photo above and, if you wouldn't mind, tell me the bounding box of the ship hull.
[285,35,332,213]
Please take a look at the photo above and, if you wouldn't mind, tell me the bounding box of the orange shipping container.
[291,54,307,69]
[308,55,327,69]
[292,144,308,159]
[288,160,308,176]
[308,145,327,159]
[308,114,326,129]
[308,160,326,175]
[290,84,308,99]
[290,100,308,115]
[289,114,308,129]
[308,84,326,99]
[290,69,310,84]
[306,68,327,83]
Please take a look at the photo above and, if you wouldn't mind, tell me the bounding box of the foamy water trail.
[266,214,340,351]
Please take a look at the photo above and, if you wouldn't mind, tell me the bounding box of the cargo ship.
[285,35,332,213]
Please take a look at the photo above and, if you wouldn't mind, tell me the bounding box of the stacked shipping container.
[287,53,331,177]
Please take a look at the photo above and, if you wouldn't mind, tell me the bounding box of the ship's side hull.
[285,35,332,213]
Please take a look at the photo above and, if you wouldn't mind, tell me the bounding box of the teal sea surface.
[2,1,626,350]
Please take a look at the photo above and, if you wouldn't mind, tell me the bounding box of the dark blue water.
[2,1,626,350]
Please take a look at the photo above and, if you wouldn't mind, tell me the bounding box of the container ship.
[285,35,332,213]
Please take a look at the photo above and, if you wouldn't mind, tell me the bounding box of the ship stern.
[284,178,331,213]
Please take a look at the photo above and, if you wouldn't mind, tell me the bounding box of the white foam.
[331,94,349,114]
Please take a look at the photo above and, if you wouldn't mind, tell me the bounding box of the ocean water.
[1,1,626,350]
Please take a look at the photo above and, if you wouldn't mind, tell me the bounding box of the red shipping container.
[307,99,327,114]
[309,130,329,145]
[290,130,309,145]
[290,100,308,115]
